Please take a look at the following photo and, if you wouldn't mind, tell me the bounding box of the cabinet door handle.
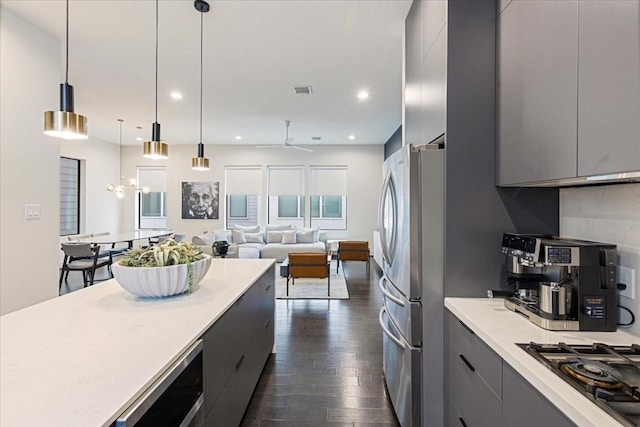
[459,354,475,372]
[459,320,475,335]
[459,417,467,427]
[235,354,245,371]
[265,284,272,292]
[264,319,271,328]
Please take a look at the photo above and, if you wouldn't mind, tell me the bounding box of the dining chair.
[91,232,127,257]
[337,241,370,275]
[59,242,112,294]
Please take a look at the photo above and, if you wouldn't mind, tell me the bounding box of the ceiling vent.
[293,85,313,95]
[311,136,322,141]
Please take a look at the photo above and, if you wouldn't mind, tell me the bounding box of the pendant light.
[143,0,169,159]
[108,119,150,197]
[44,0,88,140]
[192,0,210,171]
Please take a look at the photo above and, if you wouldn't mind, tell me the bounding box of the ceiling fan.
[256,120,313,152]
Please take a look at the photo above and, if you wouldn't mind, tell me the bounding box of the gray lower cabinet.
[502,363,575,427]
[446,311,502,427]
[497,0,579,185]
[577,0,640,176]
[446,310,576,427]
[202,266,275,426]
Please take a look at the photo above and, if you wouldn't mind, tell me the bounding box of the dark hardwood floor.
[60,259,399,426]
[241,262,400,427]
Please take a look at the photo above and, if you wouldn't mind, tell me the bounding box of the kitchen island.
[445,297,639,427]
[0,258,275,427]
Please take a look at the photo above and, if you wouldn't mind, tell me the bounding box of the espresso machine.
[501,233,618,331]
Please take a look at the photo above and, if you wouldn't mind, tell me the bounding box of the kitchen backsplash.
[560,183,640,336]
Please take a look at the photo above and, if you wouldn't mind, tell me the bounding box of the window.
[310,167,347,230]
[60,157,80,236]
[267,166,304,227]
[136,167,167,229]
[225,167,261,229]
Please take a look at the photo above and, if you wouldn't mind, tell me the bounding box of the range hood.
[501,171,640,188]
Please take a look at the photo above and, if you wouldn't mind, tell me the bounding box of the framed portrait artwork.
[181,181,219,219]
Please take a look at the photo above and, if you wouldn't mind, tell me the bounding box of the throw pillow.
[234,224,261,233]
[265,224,292,231]
[212,229,232,243]
[266,231,283,244]
[295,230,315,244]
[191,233,215,246]
[232,229,247,244]
[282,230,297,244]
[297,226,320,242]
[245,232,264,244]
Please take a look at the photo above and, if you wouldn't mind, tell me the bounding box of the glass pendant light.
[192,0,210,171]
[44,0,88,140]
[143,0,169,159]
[108,119,150,197]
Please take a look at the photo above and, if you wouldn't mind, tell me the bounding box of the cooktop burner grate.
[518,342,640,427]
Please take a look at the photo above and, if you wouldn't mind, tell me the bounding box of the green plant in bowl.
[118,239,207,293]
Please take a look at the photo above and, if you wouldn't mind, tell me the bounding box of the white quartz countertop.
[0,258,275,427]
[445,298,640,427]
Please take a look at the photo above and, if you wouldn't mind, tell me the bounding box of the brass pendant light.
[44,0,88,140]
[192,0,210,171]
[143,0,169,159]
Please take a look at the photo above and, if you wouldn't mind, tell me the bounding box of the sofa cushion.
[192,233,216,246]
[282,230,297,244]
[232,229,247,244]
[211,229,232,243]
[245,232,264,244]
[266,231,283,244]
[233,224,261,233]
[297,226,320,242]
[266,224,292,231]
[260,242,326,262]
[296,230,315,243]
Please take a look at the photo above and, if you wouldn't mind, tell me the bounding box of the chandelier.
[107,119,150,198]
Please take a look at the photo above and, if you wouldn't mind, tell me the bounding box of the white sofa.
[191,225,327,262]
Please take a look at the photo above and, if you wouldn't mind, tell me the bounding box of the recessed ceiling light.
[357,91,369,100]
[136,137,143,141]
[235,135,242,140]
[348,135,356,140]
[170,91,183,100]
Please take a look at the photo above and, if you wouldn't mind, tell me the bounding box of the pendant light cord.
[155,0,159,123]
[65,0,69,83]
[200,11,203,144]
[118,119,123,180]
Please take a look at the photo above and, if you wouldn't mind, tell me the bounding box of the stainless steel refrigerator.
[378,141,445,427]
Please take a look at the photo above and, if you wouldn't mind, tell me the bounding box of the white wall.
[560,183,640,334]
[120,144,383,247]
[0,8,61,314]
[60,139,121,235]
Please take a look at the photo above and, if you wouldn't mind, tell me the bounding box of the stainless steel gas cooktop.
[519,342,640,427]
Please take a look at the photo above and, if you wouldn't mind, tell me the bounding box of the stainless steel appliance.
[115,340,204,427]
[378,140,445,426]
[501,233,618,332]
[519,342,640,427]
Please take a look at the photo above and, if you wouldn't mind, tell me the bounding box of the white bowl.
[112,255,212,297]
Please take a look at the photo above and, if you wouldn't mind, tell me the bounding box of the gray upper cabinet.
[421,28,447,145]
[421,0,446,60]
[405,0,423,147]
[497,0,579,185]
[577,0,640,176]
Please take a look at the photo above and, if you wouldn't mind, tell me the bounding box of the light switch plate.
[618,266,636,300]
[24,204,41,220]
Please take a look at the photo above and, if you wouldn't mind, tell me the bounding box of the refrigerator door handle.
[378,276,404,307]
[378,172,397,266]
[379,307,406,350]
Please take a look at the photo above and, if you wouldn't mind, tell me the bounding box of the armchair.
[337,241,370,275]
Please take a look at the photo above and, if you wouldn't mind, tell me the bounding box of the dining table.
[79,230,173,249]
